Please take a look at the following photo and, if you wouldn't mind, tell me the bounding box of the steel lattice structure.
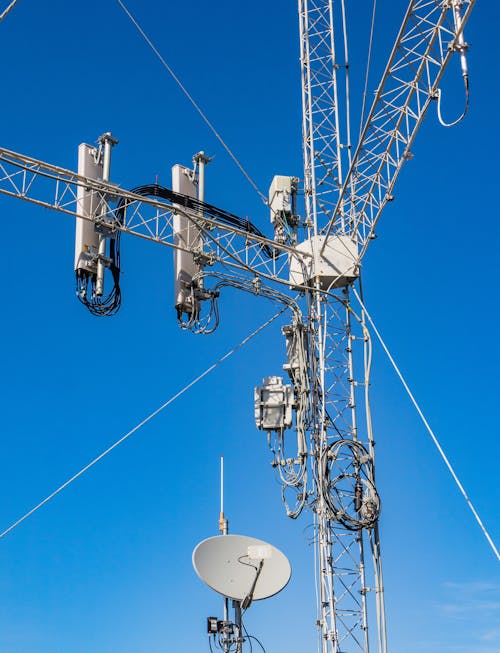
[308,292,381,653]
[322,0,476,256]
[296,2,474,653]
[0,146,300,285]
[299,0,351,233]
[0,2,476,653]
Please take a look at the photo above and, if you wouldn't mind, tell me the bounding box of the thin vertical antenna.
[219,455,230,635]
[219,455,228,535]
[220,455,224,514]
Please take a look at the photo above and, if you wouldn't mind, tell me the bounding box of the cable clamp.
[94,216,119,236]
[192,248,214,266]
[447,39,469,54]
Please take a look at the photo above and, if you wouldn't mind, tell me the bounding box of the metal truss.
[0,146,303,289]
[307,288,382,653]
[0,3,477,653]
[299,0,350,232]
[322,0,476,255]
[297,2,475,653]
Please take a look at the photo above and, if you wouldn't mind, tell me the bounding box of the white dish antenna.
[192,534,291,603]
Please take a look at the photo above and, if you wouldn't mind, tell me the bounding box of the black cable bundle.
[75,229,122,317]
[115,183,274,259]
[77,182,272,318]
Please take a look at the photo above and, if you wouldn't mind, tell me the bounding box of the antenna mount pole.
[219,455,228,535]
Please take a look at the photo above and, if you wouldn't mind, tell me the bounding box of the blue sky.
[0,1,498,652]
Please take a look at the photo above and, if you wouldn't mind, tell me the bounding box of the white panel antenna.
[74,143,103,274]
[172,164,203,317]
[74,134,120,316]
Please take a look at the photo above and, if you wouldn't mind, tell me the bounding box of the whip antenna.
[219,455,228,535]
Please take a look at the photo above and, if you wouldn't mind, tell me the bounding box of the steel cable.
[115,0,268,205]
[353,287,500,562]
[0,308,286,540]
[0,0,20,21]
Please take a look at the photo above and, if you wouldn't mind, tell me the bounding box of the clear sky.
[0,1,498,652]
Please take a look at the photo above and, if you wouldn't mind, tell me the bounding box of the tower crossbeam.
[321,0,476,255]
[0,147,300,286]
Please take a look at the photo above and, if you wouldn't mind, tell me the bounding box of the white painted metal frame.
[299,0,349,236]
[307,289,377,653]
[0,147,299,286]
[298,2,475,653]
[0,3,477,653]
[322,0,476,256]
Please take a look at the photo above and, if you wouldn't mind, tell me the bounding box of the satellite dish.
[192,534,291,602]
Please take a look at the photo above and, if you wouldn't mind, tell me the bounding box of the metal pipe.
[453,1,469,80]
[234,601,243,653]
[95,132,118,297]
[194,150,211,205]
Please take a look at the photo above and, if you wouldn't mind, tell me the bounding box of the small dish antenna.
[192,457,292,653]
[193,534,291,604]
